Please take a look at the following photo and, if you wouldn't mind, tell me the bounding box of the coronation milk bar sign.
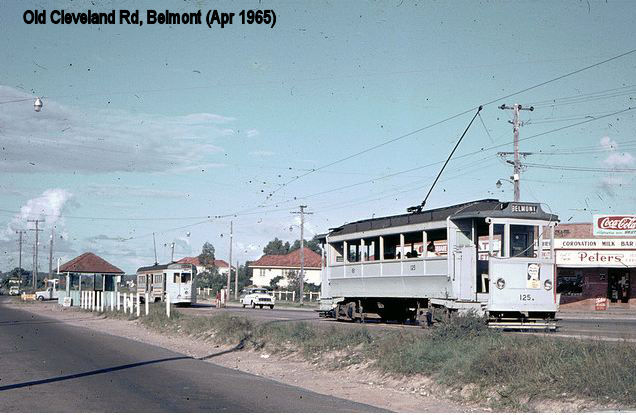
[593,215,636,236]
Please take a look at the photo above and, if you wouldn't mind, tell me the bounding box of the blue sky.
[1,0,635,273]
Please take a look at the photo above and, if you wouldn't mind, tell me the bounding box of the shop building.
[552,219,635,309]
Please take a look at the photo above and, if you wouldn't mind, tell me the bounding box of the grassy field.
[90,303,636,411]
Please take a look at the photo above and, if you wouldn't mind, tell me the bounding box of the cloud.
[1,189,74,239]
[246,129,259,138]
[604,152,635,167]
[249,150,275,157]
[0,86,233,174]
[600,136,617,151]
[600,136,634,168]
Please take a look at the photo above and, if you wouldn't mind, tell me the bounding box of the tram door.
[449,219,476,300]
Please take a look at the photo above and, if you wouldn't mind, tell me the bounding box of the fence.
[71,291,173,317]
[197,287,320,302]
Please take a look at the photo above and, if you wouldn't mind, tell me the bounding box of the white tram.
[316,199,559,329]
[136,262,197,305]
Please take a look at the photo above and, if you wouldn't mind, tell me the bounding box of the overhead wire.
[261,48,636,202]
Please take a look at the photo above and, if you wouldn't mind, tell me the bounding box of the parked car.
[35,280,60,301]
[241,287,275,309]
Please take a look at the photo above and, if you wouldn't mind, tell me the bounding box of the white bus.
[136,262,197,305]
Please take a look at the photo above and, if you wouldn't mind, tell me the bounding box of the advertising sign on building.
[556,250,636,267]
[593,215,636,236]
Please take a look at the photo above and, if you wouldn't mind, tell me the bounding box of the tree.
[285,270,301,293]
[267,275,284,291]
[290,238,321,255]
[198,242,217,274]
[197,270,225,293]
[235,261,252,292]
[263,238,290,255]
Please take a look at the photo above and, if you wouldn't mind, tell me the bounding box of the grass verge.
[89,303,635,411]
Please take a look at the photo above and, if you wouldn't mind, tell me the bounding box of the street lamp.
[33,97,43,112]
[496,177,515,190]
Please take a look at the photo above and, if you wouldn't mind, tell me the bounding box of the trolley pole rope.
[410,106,483,213]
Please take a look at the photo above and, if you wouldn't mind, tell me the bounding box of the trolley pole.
[27,219,44,291]
[291,205,313,305]
[498,104,534,202]
[228,221,233,300]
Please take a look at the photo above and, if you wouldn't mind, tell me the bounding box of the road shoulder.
[3,300,485,413]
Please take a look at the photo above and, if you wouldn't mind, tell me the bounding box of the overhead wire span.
[261,48,636,202]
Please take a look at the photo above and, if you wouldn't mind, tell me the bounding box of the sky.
[1,0,635,274]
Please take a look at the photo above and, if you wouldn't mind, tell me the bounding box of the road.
[182,302,636,339]
[0,299,381,412]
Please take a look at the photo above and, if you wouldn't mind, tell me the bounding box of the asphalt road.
[182,302,636,339]
[0,299,382,412]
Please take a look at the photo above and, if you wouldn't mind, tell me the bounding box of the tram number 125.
[519,294,534,301]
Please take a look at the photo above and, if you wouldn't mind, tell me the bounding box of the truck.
[35,279,60,301]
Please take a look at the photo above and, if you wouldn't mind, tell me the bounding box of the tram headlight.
[544,280,552,291]
[496,278,506,290]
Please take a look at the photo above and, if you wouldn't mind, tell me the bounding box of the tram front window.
[510,225,535,258]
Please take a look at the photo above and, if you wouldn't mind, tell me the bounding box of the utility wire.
[263,48,636,201]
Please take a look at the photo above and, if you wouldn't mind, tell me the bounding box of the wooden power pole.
[291,205,313,305]
[498,104,534,202]
[228,221,233,300]
[27,219,44,291]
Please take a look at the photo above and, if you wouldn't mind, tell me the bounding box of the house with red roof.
[249,247,322,288]
[176,257,235,276]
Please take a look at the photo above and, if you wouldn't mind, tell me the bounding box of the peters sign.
[593,215,636,236]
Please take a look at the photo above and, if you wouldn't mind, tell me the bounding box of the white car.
[9,286,20,296]
[241,288,275,309]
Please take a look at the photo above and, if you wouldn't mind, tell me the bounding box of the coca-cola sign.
[593,215,636,235]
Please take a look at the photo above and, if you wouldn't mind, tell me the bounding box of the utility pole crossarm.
[498,104,535,202]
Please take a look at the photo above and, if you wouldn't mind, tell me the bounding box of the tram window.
[181,273,191,283]
[492,224,505,257]
[174,274,179,284]
[363,237,380,261]
[510,225,535,258]
[382,234,401,260]
[347,241,361,263]
[403,232,423,258]
[331,242,344,263]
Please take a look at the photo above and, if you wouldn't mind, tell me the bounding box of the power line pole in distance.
[27,219,44,291]
[48,229,54,280]
[228,221,233,300]
[291,205,313,305]
[498,103,534,202]
[16,230,25,273]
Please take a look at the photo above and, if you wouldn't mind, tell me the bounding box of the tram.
[316,199,559,329]
[136,262,197,305]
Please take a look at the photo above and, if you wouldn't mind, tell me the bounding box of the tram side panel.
[326,258,451,301]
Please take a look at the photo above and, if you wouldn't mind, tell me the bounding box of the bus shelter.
[57,252,124,308]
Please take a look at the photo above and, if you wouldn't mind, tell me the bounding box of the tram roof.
[136,262,195,273]
[324,199,558,238]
